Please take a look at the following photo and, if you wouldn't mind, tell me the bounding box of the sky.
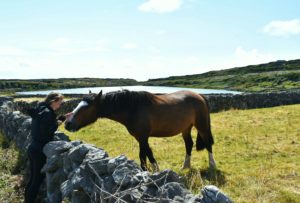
[0,0,300,81]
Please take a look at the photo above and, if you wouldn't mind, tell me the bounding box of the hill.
[143,59,300,92]
[1,59,299,94]
[0,78,138,94]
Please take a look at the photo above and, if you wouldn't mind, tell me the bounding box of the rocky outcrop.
[0,97,232,203]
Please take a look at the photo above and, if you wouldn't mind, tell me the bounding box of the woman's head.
[45,92,64,111]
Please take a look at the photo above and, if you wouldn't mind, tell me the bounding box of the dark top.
[28,102,58,152]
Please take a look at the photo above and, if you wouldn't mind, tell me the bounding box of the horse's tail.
[196,95,214,152]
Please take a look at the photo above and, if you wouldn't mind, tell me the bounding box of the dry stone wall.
[14,91,300,115]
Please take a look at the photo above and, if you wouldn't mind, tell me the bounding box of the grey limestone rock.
[107,155,128,174]
[200,185,233,203]
[43,141,73,158]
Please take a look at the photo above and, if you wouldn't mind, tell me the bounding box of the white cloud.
[263,19,300,37]
[223,46,276,68]
[121,43,138,50]
[138,0,183,13]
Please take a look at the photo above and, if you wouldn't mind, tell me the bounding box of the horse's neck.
[99,96,131,126]
[104,112,129,127]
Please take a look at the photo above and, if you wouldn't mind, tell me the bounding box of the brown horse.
[65,90,216,171]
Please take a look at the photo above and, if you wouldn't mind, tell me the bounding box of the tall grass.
[60,104,300,203]
[0,133,25,203]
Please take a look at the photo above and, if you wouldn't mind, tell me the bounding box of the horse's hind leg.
[195,117,216,169]
[181,125,193,169]
[197,129,216,168]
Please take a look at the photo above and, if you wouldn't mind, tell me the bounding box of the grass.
[0,133,25,203]
[60,104,300,203]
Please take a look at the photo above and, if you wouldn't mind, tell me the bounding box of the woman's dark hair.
[44,92,64,105]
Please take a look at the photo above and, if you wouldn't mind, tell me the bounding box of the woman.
[25,92,65,203]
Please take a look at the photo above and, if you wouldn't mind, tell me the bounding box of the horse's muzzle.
[64,120,78,132]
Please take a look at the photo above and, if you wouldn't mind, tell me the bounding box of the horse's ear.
[95,90,103,101]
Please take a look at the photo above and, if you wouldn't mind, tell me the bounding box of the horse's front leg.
[139,137,159,172]
[181,127,193,170]
[138,141,148,171]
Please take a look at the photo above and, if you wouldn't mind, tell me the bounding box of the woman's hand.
[65,112,74,121]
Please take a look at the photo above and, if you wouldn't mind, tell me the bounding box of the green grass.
[60,104,300,203]
[0,133,25,203]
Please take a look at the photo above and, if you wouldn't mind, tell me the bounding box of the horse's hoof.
[180,166,191,171]
[151,162,160,172]
[180,164,191,170]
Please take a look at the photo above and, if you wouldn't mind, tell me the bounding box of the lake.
[17,86,241,95]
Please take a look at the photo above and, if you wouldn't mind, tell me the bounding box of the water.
[17,86,241,95]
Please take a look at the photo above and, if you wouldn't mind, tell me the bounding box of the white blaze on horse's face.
[72,101,89,115]
[65,101,89,131]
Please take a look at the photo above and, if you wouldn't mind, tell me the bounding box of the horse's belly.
[142,101,197,137]
[149,120,192,137]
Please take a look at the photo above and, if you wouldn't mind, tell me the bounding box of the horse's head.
[65,91,102,132]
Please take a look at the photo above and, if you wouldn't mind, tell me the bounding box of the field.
[1,104,299,202]
[60,104,300,203]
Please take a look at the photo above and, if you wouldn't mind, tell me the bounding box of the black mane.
[100,90,155,116]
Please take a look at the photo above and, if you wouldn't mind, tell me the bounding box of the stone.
[107,155,128,174]
[112,160,142,188]
[201,185,233,203]
[149,169,182,187]
[61,168,83,198]
[71,140,83,147]
[120,188,143,202]
[43,141,73,158]
[53,131,71,141]
[67,144,97,164]
[83,147,109,162]
[131,171,151,186]
[42,153,66,173]
[101,175,116,194]
[60,180,73,199]
[71,190,90,203]
[85,158,109,176]
[159,182,190,200]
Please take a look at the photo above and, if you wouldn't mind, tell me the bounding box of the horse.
[65,90,216,171]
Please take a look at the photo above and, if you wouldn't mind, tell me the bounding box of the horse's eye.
[83,97,93,104]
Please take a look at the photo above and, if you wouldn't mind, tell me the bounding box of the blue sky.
[0,0,300,81]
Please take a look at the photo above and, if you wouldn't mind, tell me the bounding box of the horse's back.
[140,91,208,137]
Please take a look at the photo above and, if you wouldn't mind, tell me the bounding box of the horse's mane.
[101,90,155,115]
